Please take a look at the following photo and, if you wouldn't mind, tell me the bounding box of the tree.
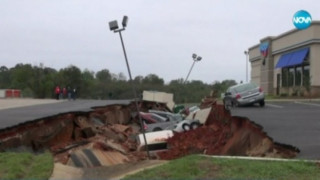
[10,63,34,90]
[59,65,82,88]
[133,75,144,84]
[0,66,10,88]
[142,74,164,85]
[96,69,112,83]
[80,69,95,98]
[212,79,237,96]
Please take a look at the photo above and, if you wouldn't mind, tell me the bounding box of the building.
[248,21,320,97]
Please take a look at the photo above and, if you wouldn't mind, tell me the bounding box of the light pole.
[244,51,249,82]
[109,16,150,159]
[184,53,202,83]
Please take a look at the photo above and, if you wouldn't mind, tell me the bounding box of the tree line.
[0,63,237,103]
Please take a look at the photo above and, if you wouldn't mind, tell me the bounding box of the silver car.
[223,82,265,108]
[148,110,183,121]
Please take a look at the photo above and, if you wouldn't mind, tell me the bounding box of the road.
[231,101,320,160]
[0,99,131,130]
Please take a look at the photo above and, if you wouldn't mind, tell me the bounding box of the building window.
[295,67,302,86]
[282,68,288,87]
[288,68,294,87]
[303,65,310,88]
[280,48,310,89]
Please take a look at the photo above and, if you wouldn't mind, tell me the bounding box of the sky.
[0,0,319,84]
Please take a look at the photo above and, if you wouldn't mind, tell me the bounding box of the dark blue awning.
[275,48,309,68]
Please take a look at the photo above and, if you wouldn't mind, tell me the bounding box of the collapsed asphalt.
[0,99,319,160]
[0,99,131,130]
[231,101,320,160]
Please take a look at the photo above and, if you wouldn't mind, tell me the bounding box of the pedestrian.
[72,87,77,100]
[59,88,63,99]
[67,86,72,100]
[63,87,67,99]
[54,85,60,100]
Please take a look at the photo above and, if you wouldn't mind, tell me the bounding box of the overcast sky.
[0,0,319,84]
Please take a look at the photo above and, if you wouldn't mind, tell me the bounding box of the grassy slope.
[123,155,320,180]
[0,151,53,180]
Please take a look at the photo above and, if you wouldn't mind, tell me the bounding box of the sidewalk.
[0,98,62,110]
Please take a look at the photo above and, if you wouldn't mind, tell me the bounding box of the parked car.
[148,110,183,121]
[141,111,201,132]
[171,119,201,132]
[223,82,265,109]
[139,112,168,124]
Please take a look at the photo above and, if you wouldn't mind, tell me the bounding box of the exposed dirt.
[157,97,299,160]
[0,96,299,170]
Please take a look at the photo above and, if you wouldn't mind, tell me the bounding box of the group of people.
[54,86,77,100]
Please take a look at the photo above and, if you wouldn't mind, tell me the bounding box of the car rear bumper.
[237,94,264,105]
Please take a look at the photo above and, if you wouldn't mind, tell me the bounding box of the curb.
[201,155,320,163]
[265,98,320,102]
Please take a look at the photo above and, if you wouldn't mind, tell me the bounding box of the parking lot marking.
[266,104,283,108]
[294,101,320,107]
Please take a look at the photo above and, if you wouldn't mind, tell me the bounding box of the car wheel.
[182,123,191,131]
[232,101,239,107]
[259,100,265,107]
[190,122,200,130]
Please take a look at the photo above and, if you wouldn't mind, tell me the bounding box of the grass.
[0,151,54,180]
[123,155,320,180]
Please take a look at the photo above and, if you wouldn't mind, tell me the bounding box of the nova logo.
[293,10,312,30]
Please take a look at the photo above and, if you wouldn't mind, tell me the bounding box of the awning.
[275,48,309,68]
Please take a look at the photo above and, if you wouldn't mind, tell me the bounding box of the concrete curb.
[201,155,320,163]
[265,98,320,102]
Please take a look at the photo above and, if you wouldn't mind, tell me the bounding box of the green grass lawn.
[0,151,54,180]
[123,155,320,180]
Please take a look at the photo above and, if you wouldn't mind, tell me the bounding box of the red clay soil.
[157,99,299,160]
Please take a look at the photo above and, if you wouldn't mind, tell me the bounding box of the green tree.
[59,65,82,95]
[96,69,112,83]
[80,69,95,98]
[10,64,33,89]
[31,64,57,98]
[0,66,10,88]
[142,74,164,85]
[212,79,237,96]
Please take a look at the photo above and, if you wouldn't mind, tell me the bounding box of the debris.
[0,93,300,168]
[142,91,175,111]
[156,97,300,160]
[67,148,128,168]
[50,163,84,180]
[105,140,128,155]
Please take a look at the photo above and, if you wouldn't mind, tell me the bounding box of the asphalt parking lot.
[231,100,320,160]
[0,99,131,130]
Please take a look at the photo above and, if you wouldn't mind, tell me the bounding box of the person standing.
[72,87,77,100]
[63,87,67,99]
[55,86,60,100]
[67,86,72,101]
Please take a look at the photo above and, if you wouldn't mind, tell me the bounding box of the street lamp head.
[109,20,119,31]
[244,50,248,55]
[122,16,128,28]
[196,56,202,61]
[192,53,197,59]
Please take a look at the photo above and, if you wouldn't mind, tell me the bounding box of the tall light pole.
[184,53,202,83]
[244,51,249,82]
[109,16,150,159]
